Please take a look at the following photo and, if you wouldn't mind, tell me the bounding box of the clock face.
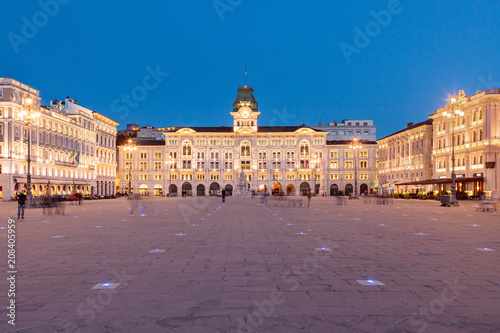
[241,110,250,119]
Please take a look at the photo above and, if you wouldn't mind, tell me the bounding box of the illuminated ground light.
[296,232,307,235]
[356,279,385,286]
[52,235,65,238]
[149,249,166,253]
[431,218,438,221]
[97,212,100,215]
[471,224,479,227]
[379,224,386,227]
[96,226,103,228]
[176,233,186,236]
[123,219,127,222]
[91,282,121,290]
[286,223,292,226]
[315,247,332,252]
[0,227,5,230]
[415,233,426,236]
[165,209,168,211]
[191,224,198,227]
[477,248,496,252]
[279,217,282,220]
[338,214,342,216]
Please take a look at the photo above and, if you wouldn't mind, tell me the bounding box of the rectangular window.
[140,152,147,159]
[140,162,147,170]
[0,89,3,98]
[154,162,162,170]
[360,161,368,168]
[197,174,205,180]
[154,152,162,159]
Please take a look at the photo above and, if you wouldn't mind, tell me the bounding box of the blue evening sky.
[2,0,499,138]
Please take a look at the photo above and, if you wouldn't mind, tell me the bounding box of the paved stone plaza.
[0,196,499,332]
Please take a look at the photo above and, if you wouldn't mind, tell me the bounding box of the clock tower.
[230,86,260,133]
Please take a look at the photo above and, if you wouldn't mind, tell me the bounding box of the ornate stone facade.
[0,78,119,200]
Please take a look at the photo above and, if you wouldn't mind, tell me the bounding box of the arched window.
[479,109,483,120]
[480,155,483,164]
[299,140,310,156]
[438,161,442,169]
[182,141,192,156]
[473,112,476,122]
[473,156,477,165]
[240,141,251,157]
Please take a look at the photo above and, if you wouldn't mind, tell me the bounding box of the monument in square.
[234,171,252,197]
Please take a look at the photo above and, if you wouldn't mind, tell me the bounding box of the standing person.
[307,189,312,208]
[16,190,27,219]
[78,192,82,206]
[221,189,226,203]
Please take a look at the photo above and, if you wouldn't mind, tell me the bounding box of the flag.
[69,150,80,165]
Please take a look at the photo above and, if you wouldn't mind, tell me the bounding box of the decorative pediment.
[236,128,256,135]
[176,128,197,134]
[295,128,316,134]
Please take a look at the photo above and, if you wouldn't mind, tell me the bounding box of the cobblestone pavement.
[0,196,499,333]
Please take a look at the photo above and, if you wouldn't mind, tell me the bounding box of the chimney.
[407,122,414,128]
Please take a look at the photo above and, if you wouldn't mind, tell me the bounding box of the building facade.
[0,78,119,200]
[326,139,378,196]
[430,89,500,195]
[313,119,377,141]
[377,120,434,193]
[118,140,166,196]
[117,86,379,197]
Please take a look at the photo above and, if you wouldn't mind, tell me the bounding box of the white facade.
[0,78,119,200]
[117,86,380,197]
[326,141,378,196]
[377,120,434,192]
[430,89,500,195]
[313,119,377,141]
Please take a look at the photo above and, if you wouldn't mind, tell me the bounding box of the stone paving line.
[0,196,499,332]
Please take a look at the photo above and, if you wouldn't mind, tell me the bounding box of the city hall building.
[118,86,379,196]
[0,78,119,201]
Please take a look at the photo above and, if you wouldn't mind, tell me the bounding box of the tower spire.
[245,62,247,86]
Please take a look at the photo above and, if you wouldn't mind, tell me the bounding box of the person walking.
[16,190,27,219]
[221,189,226,203]
[307,189,312,208]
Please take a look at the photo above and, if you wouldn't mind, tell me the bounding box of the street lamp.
[443,94,464,206]
[124,139,136,195]
[166,155,173,197]
[313,154,321,195]
[349,137,362,198]
[21,97,40,207]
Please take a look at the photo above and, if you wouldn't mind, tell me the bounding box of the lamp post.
[21,97,40,207]
[313,154,320,195]
[443,94,464,206]
[166,155,173,197]
[124,139,136,195]
[349,137,362,198]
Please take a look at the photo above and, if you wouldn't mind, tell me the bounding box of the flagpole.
[245,62,247,86]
